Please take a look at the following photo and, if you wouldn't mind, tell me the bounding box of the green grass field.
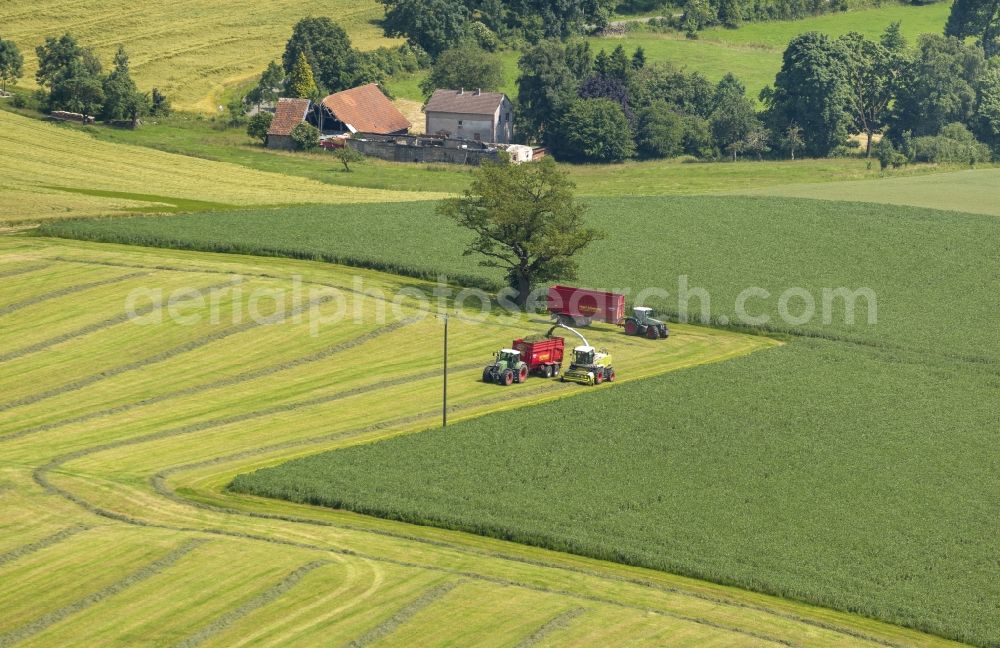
[1,236,948,647]
[589,2,952,100]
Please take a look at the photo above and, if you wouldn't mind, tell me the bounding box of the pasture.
[0,110,440,224]
[0,236,942,647]
[588,1,951,101]
[88,114,960,196]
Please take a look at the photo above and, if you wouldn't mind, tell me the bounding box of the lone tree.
[438,157,605,307]
[0,38,23,93]
[333,145,365,171]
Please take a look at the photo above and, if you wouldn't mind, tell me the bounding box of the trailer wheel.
[502,369,515,386]
[543,365,553,378]
[646,325,660,340]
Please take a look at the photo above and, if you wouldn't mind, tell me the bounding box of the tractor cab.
[632,306,654,324]
[572,345,596,366]
[495,349,521,367]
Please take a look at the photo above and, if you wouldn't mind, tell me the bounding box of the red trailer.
[547,285,626,327]
[512,336,565,378]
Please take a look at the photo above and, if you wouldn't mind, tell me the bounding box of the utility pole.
[442,314,448,428]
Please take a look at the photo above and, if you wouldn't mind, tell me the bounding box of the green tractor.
[622,306,669,340]
[482,348,529,386]
[561,345,615,386]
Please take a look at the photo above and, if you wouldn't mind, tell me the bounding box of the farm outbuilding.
[425,89,513,144]
[314,83,411,136]
[266,98,311,150]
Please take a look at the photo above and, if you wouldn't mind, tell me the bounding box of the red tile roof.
[321,84,410,135]
[425,89,507,115]
[268,98,311,136]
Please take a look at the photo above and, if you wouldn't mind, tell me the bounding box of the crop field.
[0,235,954,647]
[0,0,395,112]
[41,194,1000,353]
[0,111,440,224]
[47,192,1000,643]
[590,2,951,100]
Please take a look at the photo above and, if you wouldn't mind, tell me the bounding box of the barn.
[315,83,410,136]
[266,98,311,150]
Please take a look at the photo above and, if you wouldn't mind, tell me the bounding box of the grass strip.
[0,538,206,647]
[343,581,460,648]
[173,560,330,648]
[0,271,149,317]
[0,525,92,568]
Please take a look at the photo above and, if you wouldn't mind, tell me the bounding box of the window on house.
[458,120,463,126]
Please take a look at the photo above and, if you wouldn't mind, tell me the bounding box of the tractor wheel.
[517,366,528,383]
[646,325,660,340]
[624,319,639,336]
[607,369,616,382]
[482,369,492,383]
[502,369,515,386]
[594,371,604,385]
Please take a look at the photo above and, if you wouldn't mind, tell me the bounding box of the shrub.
[911,123,992,164]
[246,112,273,143]
[290,122,320,151]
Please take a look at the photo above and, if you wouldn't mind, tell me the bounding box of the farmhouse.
[316,83,410,135]
[425,89,513,144]
[266,97,311,150]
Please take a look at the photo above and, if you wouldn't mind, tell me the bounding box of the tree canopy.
[282,16,357,93]
[764,31,850,157]
[437,157,604,306]
[419,43,503,97]
[0,38,23,93]
[946,0,1000,58]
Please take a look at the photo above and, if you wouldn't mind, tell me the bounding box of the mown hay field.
[0,0,394,112]
[0,111,441,223]
[0,236,945,647]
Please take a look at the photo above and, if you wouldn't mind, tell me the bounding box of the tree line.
[509,19,999,164]
[0,33,170,126]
